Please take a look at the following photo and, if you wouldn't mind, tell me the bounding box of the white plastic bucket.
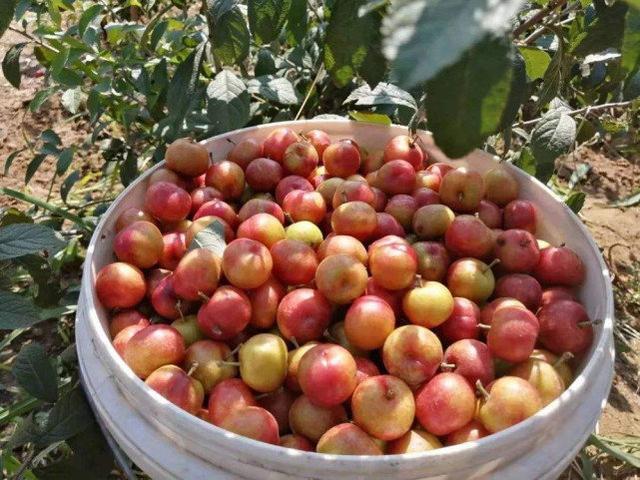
[76,120,615,480]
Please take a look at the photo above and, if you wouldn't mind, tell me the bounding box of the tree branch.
[516,101,634,128]
[513,0,568,37]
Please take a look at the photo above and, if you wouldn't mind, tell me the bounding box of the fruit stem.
[226,138,237,145]
[553,352,574,368]
[217,360,241,367]
[577,319,600,328]
[440,362,456,370]
[226,344,242,359]
[476,380,490,401]
[176,301,184,321]
[198,291,211,303]
[483,258,501,272]
[290,336,300,349]
[414,274,425,288]
[477,323,491,331]
[186,362,199,377]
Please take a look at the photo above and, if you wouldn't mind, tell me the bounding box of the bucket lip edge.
[78,118,616,464]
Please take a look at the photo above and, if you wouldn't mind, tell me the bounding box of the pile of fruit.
[95,127,595,455]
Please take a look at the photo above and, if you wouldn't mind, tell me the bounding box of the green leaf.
[61,87,83,114]
[206,69,250,134]
[518,46,551,81]
[25,154,48,184]
[0,223,66,260]
[211,6,250,65]
[248,75,301,105]
[60,171,80,203]
[578,451,594,480]
[37,388,93,447]
[622,7,640,73]
[425,36,513,158]
[499,50,527,130]
[344,82,417,110]
[349,111,392,125]
[609,189,640,207]
[167,43,206,121]
[537,32,569,109]
[11,343,58,402]
[383,0,526,89]
[514,146,536,176]
[120,151,138,187]
[189,219,227,257]
[248,0,292,44]
[573,0,627,57]
[255,48,277,76]
[41,129,62,146]
[530,108,576,183]
[5,414,42,452]
[56,148,74,175]
[0,0,17,40]
[78,3,103,36]
[324,0,385,88]
[30,89,54,112]
[2,42,27,88]
[564,191,586,213]
[286,0,308,45]
[4,149,23,175]
[0,290,43,330]
[589,434,640,469]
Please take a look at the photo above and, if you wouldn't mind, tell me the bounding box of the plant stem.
[295,66,324,121]
[13,448,36,480]
[516,101,634,128]
[512,0,568,37]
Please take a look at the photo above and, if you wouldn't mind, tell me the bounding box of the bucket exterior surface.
[76,120,615,480]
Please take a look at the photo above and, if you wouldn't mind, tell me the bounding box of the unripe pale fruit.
[219,406,280,445]
[277,288,331,343]
[315,254,368,304]
[415,170,441,192]
[298,344,357,407]
[238,198,285,224]
[533,246,586,287]
[239,333,288,392]
[115,207,155,232]
[495,274,542,311]
[171,315,205,346]
[503,199,537,233]
[415,372,476,436]
[383,135,425,171]
[439,168,484,212]
[446,258,495,304]
[413,241,451,282]
[248,276,286,329]
[208,378,257,425]
[197,285,251,340]
[276,175,314,204]
[530,349,574,387]
[110,310,150,338]
[538,300,593,354]
[382,325,443,386]
[331,201,377,241]
[351,375,415,441]
[376,159,416,195]
[327,321,367,358]
[444,215,494,258]
[445,420,489,446]
[205,160,245,200]
[508,358,565,406]
[483,167,519,206]
[222,238,273,289]
[412,204,455,240]
[494,229,540,273]
[403,281,455,329]
[387,429,442,453]
[289,395,347,441]
[173,248,221,301]
[323,139,361,177]
[443,339,495,386]
[96,262,146,309]
[344,295,395,350]
[316,177,344,205]
[144,181,192,223]
[316,423,383,455]
[245,157,283,192]
[263,127,300,162]
[283,190,327,225]
[283,141,319,177]
[237,212,286,248]
[124,324,185,379]
[145,365,204,415]
[228,138,263,170]
[285,221,324,249]
[369,242,418,291]
[270,239,318,286]
[165,138,210,177]
[487,306,539,363]
[286,342,320,391]
[317,235,367,265]
[183,340,237,393]
[478,376,543,433]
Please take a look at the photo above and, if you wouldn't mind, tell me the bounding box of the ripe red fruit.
[304,129,331,156]
[443,339,495,386]
[503,199,537,233]
[238,198,285,224]
[245,157,284,192]
[237,212,286,248]
[114,221,164,271]
[222,238,273,289]
[219,406,280,445]
[323,139,361,178]
[330,201,377,241]
[383,135,425,171]
[173,248,221,301]
[478,376,543,433]
[540,286,577,307]
[444,214,494,258]
[365,277,404,317]
[480,297,526,327]
[376,160,416,195]
[415,373,476,436]
[298,344,357,407]
[344,295,396,350]
[354,357,381,385]
[317,235,367,265]
[148,168,189,190]
[270,239,318,286]
[123,324,185,378]
[280,434,314,451]
[258,388,297,434]
[439,168,484,212]
[384,194,417,231]
[158,232,187,270]
[109,310,150,338]
[144,181,192,223]
[208,378,257,425]
[415,170,442,192]
[186,215,234,246]
[113,324,147,358]
[145,365,204,415]
[275,175,314,204]
[413,241,451,282]
[538,300,593,354]
[316,423,383,455]
[151,275,191,319]
[439,297,481,343]
[205,160,245,200]
[263,128,300,162]
[277,288,332,344]
[315,254,368,304]
[283,141,319,177]
[115,207,155,232]
[228,138,263,170]
[332,180,375,208]
[193,198,239,228]
[370,242,418,291]
[534,246,585,287]
[477,199,503,229]
[445,419,489,446]
[487,306,539,363]
[248,276,285,329]
[413,187,440,208]
[371,212,405,240]
[495,273,542,311]
[283,190,327,224]
[494,229,540,273]
[197,286,251,340]
[165,138,209,177]
[96,262,146,309]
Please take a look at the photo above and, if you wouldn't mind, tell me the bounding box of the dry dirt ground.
[1,29,640,478]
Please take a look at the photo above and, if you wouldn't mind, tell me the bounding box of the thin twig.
[13,449,36,480]
[516,101,633,128]
[513,0,569,37]
[295,66,324,121]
